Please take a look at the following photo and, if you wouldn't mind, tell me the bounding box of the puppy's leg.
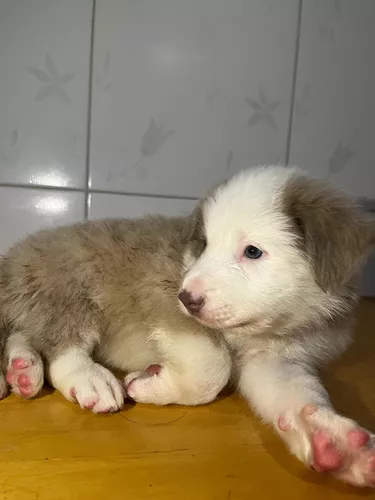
[124,332,231,405]
[5,332,44,399]
[5,294,124,412]
[48,347,124,413]
[238,355,375,487]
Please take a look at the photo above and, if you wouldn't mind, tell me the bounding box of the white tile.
[89,193,196,220]
[290,0,375,197]
[0,0,92,188]
[0,188,84,254]
[90,0,299,197]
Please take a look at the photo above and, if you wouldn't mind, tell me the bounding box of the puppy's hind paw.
[6,352,44,399]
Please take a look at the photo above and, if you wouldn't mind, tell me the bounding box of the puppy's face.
[179,166,374,334]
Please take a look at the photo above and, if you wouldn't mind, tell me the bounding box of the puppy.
[1,166,374,487]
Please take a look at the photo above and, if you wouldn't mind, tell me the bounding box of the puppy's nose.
[178,289,204,313]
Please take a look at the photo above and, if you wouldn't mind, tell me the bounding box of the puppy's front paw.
[65,364,124,413]
[279,405,375,487]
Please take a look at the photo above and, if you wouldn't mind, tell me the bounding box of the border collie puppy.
[1,166,374,487]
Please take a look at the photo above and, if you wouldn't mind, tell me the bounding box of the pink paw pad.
[17,374,31,387]
[7,358,34,387]
[297,404,375,486]
[12,358,31,370]
[312,430,344,472]
[84,400,97,410]
[278,416,291,432]
[347,430,370,449]
[6,353,44,400]
[19,386,34,398]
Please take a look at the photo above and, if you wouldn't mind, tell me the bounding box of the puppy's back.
[0,215,193,355]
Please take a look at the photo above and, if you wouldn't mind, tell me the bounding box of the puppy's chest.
[224,331,290,360]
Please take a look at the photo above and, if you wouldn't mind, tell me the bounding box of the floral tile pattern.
[90,0,299,197]
[28,53,75,105]
[0,0,92,188]
[289,0,375,197]
[245,86,280,131]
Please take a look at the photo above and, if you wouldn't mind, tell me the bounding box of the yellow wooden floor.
[1,300,375,500]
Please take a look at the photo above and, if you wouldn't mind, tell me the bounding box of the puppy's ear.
[284,176,375,292]
[186,180,227,253]
[188,200,205,241]
[186,199,207,258]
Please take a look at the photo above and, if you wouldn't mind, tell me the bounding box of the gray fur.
[0,216,218,368]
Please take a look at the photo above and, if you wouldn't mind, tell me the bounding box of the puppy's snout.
[178,289,204,314]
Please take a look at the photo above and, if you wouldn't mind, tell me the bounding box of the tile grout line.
[285,0,303,166]
[84,0,97,220]
[0,182,199,201]
[0,183,83,193]
[0,181,372,210]
[87,190,198,201]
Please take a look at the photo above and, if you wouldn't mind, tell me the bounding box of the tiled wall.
[0,0,374,293]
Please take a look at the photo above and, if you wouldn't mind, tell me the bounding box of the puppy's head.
[179,166,374,334]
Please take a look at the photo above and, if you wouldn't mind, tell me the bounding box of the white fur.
[48,348,124,413]
[238,353,375,486]
[179,166,375,486]
[238,354,331,461]
[124,329,231,405]
[182,166,341,334]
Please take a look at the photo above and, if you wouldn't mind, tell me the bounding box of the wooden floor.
[1,300,375,500]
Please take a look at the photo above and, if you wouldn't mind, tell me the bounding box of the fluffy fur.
[0,165,374,487]
[0,216,231,407]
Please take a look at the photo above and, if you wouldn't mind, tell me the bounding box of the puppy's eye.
[244,245,263,259]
